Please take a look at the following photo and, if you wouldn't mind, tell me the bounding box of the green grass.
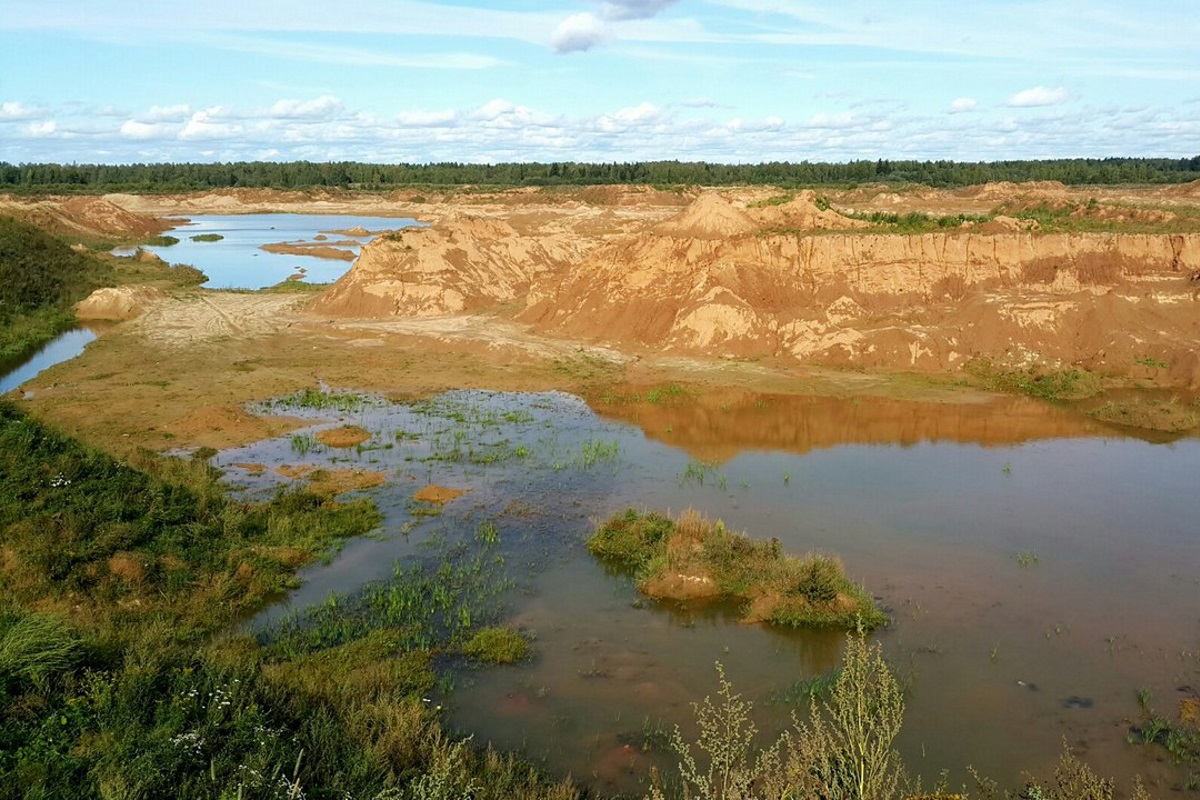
[463,627,530,664]
[143,235,180,247]
[189,233,224,242]
[0,403,584,799]
[588,508,886,630]
[966,358,1102,401]
[0,215,114,360]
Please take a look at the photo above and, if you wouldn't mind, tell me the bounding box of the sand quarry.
[4,180,1200,452]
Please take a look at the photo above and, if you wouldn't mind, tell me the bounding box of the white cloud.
[397,109,459,127]
[474,99,517,121]
[0,101,40,121]
[600,0,680,21]
[805,112,856,129]
[551,13,607,54]
[681,98,721,109]
[949,97,978,114]
[180,107,235,140]
[25,121,57,137]
[144,104,191,122]
[120,120,170,140]
[613,102,663,123]
[266,96,345,120]
[1007,86,1070,108]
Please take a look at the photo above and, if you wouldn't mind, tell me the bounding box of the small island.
[588,508,885,629]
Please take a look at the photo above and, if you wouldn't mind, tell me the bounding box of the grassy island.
[588,508,886,630]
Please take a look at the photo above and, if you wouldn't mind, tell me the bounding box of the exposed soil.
[315,425,371,448]
[275,464,388,495]
[412,485,467,504]
[261,241,358,261]
[10,183,1200,453]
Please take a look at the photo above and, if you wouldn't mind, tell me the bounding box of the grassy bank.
[0,403,573,799]
[589,508,886,630]
[0,216,113,361]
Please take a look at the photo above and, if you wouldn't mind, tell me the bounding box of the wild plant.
[648,634,906,800]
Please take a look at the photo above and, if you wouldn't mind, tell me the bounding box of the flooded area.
[216,387,1200,795]
[0,327,97,394]
[114,214,423,289]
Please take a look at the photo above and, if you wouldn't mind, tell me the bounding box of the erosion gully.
[215,386,1199,796]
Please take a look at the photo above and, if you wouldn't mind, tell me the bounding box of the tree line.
[2,157,1199,194]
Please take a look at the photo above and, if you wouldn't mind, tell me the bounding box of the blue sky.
[2,0,1198,165]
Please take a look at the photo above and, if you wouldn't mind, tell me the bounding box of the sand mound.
[524,228,1200,372]
[753,190,870,230]
[413,485,466,504]
[965,181,1070,202]
[315,425,371,448]
[654,193,758,239]
[311,213,587,318]
[75,285,169,321]
[0,194,170,239]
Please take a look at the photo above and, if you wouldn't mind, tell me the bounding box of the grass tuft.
[588,508,885,630]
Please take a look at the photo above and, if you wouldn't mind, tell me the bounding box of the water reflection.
[0,327,97,394]
[220,387,1199,795]
[592,385,1127,463]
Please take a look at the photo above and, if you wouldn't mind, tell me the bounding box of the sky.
[1,0,1198,165]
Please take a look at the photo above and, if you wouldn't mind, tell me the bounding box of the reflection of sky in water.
[0,328,96,393]
[221,388,1200,794]
[117,213,424,289]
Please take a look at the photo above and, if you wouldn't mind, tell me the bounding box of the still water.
[115,214,423,289]
[218,386,1200,795]
[0,328,97,394]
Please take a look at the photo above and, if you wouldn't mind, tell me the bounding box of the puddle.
[0,327,98,394]
[219,387,1200,794]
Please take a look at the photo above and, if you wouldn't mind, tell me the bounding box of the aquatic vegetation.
[463,626,530,664]
[578,437,620,468]
[588,508,886,630]
[274,387,374,413]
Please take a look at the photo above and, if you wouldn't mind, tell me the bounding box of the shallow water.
[221,388,1200,795]
[115,213,423,289]
[0,327,97,394]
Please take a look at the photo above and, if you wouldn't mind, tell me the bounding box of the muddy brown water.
[220,388,1200,796]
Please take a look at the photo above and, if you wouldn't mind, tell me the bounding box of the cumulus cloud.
[396,109,458,127]
[145,104,192,122]
[1007,85,1070,108]
[120,120,170,140]
[613,102,663,123]
[600,0,680,20]
[266,95,345,120]
[0,101,40,121]
[550,12,607,54]
[25,121,57,137]
[180,107,235,140]
[949,97,978,114]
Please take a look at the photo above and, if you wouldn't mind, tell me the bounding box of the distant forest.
[3,157,1200,193]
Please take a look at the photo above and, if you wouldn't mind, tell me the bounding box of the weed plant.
[648,636,905,800]
[966,358,1101,401]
